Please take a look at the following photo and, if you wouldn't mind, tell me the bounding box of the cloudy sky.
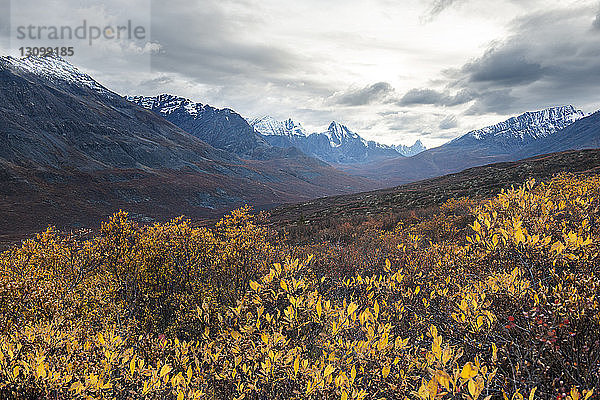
[2,0,600,147]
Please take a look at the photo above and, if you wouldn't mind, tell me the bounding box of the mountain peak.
[249,116,308,137]
[467,105,586,141]
[324,121,360,146]
[1,54,108,94]
[128,94,206,117]
[392,140,427,157]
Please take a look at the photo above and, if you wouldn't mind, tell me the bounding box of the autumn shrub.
[0,174,599,399]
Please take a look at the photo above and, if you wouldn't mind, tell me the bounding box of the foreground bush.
[0,174,599,399]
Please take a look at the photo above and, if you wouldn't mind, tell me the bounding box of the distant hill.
[268,148,600,226]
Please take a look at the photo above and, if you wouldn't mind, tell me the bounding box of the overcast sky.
[2,0,600,147]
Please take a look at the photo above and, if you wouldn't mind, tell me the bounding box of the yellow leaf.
[435,371,451,390]
[160,364,172,378]
[294,357,300,376]
[177,391,185,400]
[316,299,322,318]
[347,302,358,316]
[36,363,47,379]
[129,357,136,377]
[529,387,537,400]
[261,333,269,345]
[249,280,260,291]
[324,364,335,377]
[341,391,348,400]
[382,365,390,379]
[461,362,478,380]
[280,280,288,292]
[351,365,357,381]
[468,379,477,398]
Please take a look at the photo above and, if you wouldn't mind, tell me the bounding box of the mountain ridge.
[250,116,426,163]
[338,104,597,186]
[0,55,379,238]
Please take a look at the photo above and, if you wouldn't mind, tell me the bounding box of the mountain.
[250,117,415,164]
[338,105,596,186]
[517,109,600,157]
[250,116,308,137]
[448,105,586,152]
[392,140,426,157]
[0,55,377,237]
[0,55,235,171]
[128,95,272,159]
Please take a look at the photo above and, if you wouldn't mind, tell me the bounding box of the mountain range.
[0,55,376,236]
[249,116,426,163]
[1,54,599,238]
[337,105,598,186]
[125,96,428,165]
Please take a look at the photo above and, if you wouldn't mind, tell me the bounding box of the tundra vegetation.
[0,174,599,399]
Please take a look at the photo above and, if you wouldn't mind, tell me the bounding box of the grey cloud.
[137,75,174,91]
[333,82,395,106]
[429,0,458,16]
[439,5,600,115]
[462,46,545,86]
[464,89,516,115]
[148,0,324,94]
[398,88,473,106]
[594,8,600,29]
[439,115,458,129]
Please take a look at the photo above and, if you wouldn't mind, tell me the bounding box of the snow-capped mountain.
[250,116,308,137]
[323,121,362,148]
[341,105,599,187]
[0,55,380,234]
[0,54,111,96]
[464,105,586,146]
[250,116,424,164]
[129,94,271,158]
[392,140,427,157]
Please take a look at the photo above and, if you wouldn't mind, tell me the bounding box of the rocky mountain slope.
[0,55,377,238]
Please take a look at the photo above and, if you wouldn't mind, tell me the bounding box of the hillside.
[1,172,599,399]
[0,55,377,241]
[268,148,600,228]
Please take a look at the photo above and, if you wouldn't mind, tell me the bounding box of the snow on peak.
[1,54,108,94]
[392,140,427,157]
[127,94,206,117]
[323,121,360,147]
[468,105,586,141]
[250,116,308,137]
